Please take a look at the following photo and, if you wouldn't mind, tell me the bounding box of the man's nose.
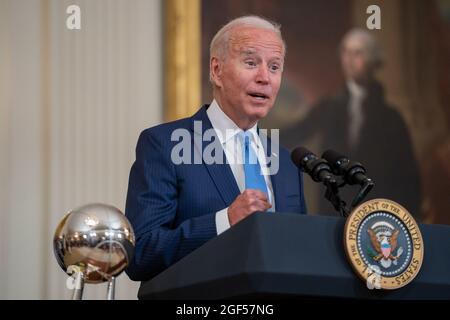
[255,65,269,84]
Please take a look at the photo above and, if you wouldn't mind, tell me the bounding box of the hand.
[227,189,272,226]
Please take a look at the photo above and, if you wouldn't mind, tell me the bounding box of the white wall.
[0,0,162,299]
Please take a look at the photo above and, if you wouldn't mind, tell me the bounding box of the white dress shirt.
[347,80,367,149]
[206,100,275,235]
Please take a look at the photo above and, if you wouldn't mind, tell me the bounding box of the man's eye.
[245,60,256,67]
[270,64,280,72]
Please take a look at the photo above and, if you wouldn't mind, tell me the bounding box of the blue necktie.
[241,131,268,196]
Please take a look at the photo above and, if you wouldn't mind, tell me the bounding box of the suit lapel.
[190,106,241,207]
[259,131,284,212]
[270,168,283,212]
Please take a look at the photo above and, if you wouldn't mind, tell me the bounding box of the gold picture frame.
[164,0,201,121]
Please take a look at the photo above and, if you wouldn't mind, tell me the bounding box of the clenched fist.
[227,189,272,226]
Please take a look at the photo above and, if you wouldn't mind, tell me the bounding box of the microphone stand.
[323,177,375,218]
[323,177,349,217]
[351,179,375,208]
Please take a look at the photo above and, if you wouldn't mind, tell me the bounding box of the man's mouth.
[248,92,270,100]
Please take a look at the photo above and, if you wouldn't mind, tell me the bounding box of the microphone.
[291,147,337,185]
[322,149,372,186]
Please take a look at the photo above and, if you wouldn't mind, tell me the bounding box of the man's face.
[340,36,373,84]
[211,27,284,129]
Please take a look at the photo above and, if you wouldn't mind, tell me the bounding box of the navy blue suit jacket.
[125,105,307,281]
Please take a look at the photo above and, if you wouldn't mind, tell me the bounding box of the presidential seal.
[344,199,424,290]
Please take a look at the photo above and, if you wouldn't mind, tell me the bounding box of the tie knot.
[239,131,252,146]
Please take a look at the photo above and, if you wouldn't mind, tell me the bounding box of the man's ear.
[210,56,223,88]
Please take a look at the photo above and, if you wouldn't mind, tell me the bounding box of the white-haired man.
[125,16,307,281]
[282,28,421,219]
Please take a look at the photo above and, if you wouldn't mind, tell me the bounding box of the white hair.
[340,28,383,68]
[210,15,286,61]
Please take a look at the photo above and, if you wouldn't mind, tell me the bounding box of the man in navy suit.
[125,16,307,281]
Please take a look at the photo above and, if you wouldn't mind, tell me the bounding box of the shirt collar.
[347,80,367,99]
[207,99,259,145]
